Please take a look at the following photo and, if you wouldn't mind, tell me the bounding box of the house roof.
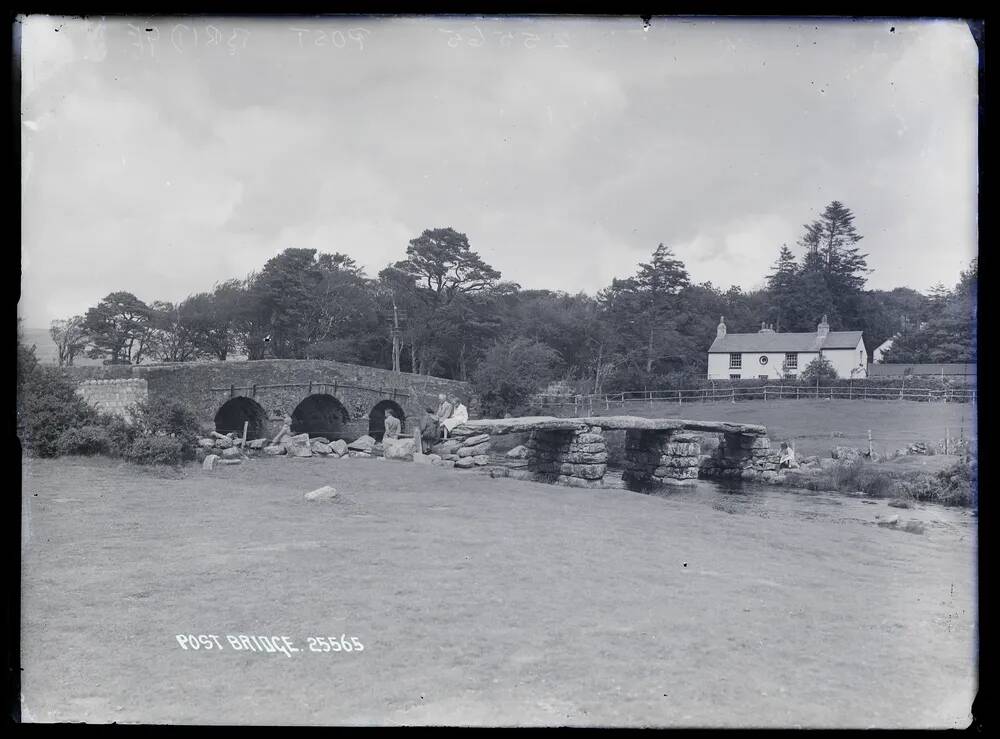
[708,331,864,353]
[867,363,976,377]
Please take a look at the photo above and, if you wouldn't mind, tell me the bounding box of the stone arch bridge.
[66,359,475,443]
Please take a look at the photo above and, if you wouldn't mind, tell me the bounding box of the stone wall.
[621,430,701,488]
[524,426,609,488]
[75,379,148,422]
[699,432,781,482]
[63,360,476,441]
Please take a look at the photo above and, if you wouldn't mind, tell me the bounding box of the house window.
[784,352,798,369]
[729,374,741,380]
[729,353,742,369]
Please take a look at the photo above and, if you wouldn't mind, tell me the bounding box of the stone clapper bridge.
[448,415,777,489]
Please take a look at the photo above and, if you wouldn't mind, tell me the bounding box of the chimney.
[717,316,726,339]
[817,314,830,339]
[759,321,774,335]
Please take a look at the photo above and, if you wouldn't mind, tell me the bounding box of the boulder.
[304,485,338,501]
[214,436,234,449]
[348,435,376,453]
[462,434,491,447]
[876,514,900,527]
[311,442,333,455]
[198,438,216,449]
[458,441,491,457]
[439,460,456,469]
[431,440,462,456]
[202,454,219,470]
[506,445,529,459]
[291,446,313,458]
[472,455,491,466]
[831,446,863,463]
[218,458,242,465]
[221,446,243,460]
[310,437,330,445]
[427,454,443,466]
[348,450,371,459]
[454,457,476,469]
[288,433,310,444]
[330,440,349,457]
[263,445,286,456]
[248,438,268,450]
[384,437,416,460]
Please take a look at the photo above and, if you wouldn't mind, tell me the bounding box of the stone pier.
[699,432,782,482]
[525,426,608,488]
[622,430,702,487]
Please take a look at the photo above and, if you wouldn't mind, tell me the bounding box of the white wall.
[708,339,867,379]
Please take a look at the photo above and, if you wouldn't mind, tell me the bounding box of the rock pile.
[699,432,780,481]
[432,433,493,467]
[524,427,608,488]
[621,430,701,487]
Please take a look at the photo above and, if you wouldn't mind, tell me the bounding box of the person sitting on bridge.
[383,409,401,440]
[440,396,468,438]
[418,407,440,454]
[778,441,798,469]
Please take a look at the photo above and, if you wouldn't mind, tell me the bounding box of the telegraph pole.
[390,295,405,373]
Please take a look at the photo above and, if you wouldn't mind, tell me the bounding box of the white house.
[707,316,867,380]
[872,337,894,363]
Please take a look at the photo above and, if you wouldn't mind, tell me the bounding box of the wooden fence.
[532,383,977,413]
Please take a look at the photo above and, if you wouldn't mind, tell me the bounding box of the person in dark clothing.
[418,407,440,454]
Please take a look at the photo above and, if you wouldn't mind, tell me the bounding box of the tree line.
[45,201,976,411]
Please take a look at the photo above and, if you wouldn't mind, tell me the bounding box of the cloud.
[19,16,979,327]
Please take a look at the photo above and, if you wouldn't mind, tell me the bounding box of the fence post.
[796,386,799,400]
[868,429,873,458]
[764,385,767,402]
[849,381,853,400]
[678,390,682,406]
[731,387,735,404]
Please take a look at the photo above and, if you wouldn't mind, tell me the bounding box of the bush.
[472,337,562,418]
[18,367,99,457]
[99,413,141,458]
[56,425,113,456]
[130,399,202,461]
[126,436,185,466]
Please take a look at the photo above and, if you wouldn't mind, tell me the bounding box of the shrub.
[18,366,99,457]
[126,436,185,466]
[56,425,112,456]
[99,413,141,458]
[130,399,202,461]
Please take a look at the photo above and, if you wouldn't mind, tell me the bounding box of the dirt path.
[20,456,977,727]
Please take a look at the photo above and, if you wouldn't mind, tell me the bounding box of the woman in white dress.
[440,396,469,438]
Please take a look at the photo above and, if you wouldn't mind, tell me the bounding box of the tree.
[83,292,155,364]
[49,315,88,367]
[471,337,562,417]
[765,245,797,332]
[17,317,38,390]
[187,279,245,361]
[149,300,202,362]
[800,355,838,385]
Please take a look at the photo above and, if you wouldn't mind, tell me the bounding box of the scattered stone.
[454,457,476,469]
[310,437,330,445]
[198,438,216,449]
[330,440,349,457]
[288,433,310,444]
[427,454,442,466]
[221,447,243,460]
[383,437,416,461]
[304,485,338,502]
[888,498,914,509]
[311,442,333,455]
[458,441,491,457]
[348,435,376,453]
[348,450,372,459]
[439,460,456,469]
[472,455,491,466]
[876,514,900,527]
[214,436,234,449]
[202,454,219,470]
[291,446,313,458]
[248,438,268,450]
[506,445,529,459]
[263,445,286,456]
[217,458,242,465]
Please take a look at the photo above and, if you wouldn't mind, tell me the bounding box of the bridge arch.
[368,399,406,441]
[215,396,269,439]
[290,394,350,440]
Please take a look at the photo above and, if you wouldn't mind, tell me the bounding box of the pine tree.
[765,244,797,331]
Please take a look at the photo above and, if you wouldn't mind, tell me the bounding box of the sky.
[19,15,979,327]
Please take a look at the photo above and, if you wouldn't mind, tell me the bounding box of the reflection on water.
[602,471,974,534]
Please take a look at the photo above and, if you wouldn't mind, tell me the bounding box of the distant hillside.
[20,327,103,366]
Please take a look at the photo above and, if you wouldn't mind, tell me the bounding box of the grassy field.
[21,455,976,727]
[552,399,977,459]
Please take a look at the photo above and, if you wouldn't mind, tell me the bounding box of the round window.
[759,356,769,365]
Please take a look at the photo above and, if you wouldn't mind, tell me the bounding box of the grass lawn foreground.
[20,452,976,727]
